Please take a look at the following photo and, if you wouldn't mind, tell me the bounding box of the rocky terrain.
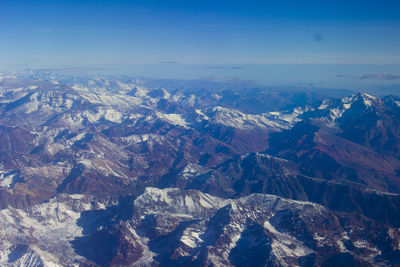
[0,72,399,266]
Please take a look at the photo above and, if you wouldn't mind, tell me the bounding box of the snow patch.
[180,228,203,248]
[155,112,189,127]
[319,100,329,110]
[181,164,202,180]
[0,171,19,189]
[330,108,345,120]
[264,220,314,263]
[0,195,108,266]
[83,108,105,123]
[360,93,377,108]
[119,134,163,144]
[104,109,123,123]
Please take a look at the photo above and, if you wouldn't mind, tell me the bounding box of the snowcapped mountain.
[1,187,398,266]
[0,73,400,266]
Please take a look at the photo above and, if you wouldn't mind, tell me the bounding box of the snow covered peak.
[313,93,386,124]
[154,111,189,127]
[204,106,294,129]
[357,92,380,108]
[0,74,17,82]
[134,187,225,217]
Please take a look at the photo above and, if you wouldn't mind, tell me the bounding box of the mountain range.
[0,72,399,266]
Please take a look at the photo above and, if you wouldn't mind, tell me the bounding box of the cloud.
[337,73,400,81]
[160,61,178,64]
[33,67,115,72]
[199,65,228,69]
[336,74,358,79]
[360,73,400,80]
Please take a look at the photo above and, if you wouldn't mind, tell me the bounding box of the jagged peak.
[353,92,382,108]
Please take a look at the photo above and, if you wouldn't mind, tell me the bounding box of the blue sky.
[1,0,400,65]
[1,0,400,89]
